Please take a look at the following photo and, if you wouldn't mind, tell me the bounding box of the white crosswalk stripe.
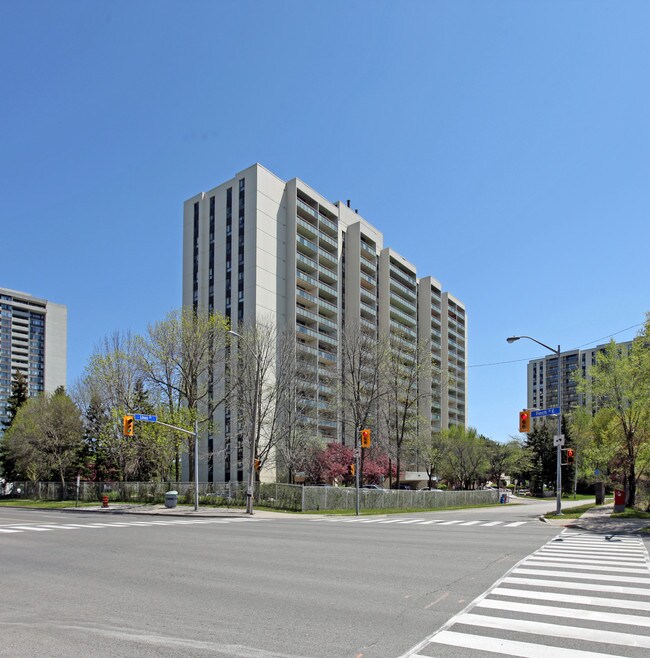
[401,530,650,657]
[0,517,262,536]
[313,517,529,529]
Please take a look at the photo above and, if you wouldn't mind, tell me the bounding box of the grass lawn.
[611,507,650,519]
[0,499,100,509]
[544,502,601,519]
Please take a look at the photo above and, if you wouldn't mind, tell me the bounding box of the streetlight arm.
[228,329,260,363]
[508,335,558,355]
[507,332,563,516]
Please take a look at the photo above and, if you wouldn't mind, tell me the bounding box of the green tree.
[524,421,556,495]
[440,426,488,489]
[575,331,650,507]
[3,390,85,486]
[485,438,522,487]
[2,370,29,430]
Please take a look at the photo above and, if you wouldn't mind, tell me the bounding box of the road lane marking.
[416,630,617,657]
[491,586,650,611]
[526,558,650,573]
[514,567,650,584]
[8,526,51,531]
[399,531,650,658]
[458,612,650,649]
[504,575,650,596]
[477,598,650,627]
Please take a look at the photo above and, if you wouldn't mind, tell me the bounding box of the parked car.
[360,484,383,490]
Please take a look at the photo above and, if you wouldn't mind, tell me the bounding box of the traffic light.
[349,463,355,477]
[123,415,134,436]
[360,428,371,448]
[519,410,531,433]
[567,448,575,465]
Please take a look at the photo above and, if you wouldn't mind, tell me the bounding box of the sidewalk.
[542,503,650,535]
[60,502,318,519]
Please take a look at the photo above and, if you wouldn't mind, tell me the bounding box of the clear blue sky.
[2,1,648,442]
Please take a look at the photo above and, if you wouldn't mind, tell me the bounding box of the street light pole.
[507,335,563,516]
[228,329,260,515]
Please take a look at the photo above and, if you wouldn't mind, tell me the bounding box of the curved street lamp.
[507,335,563,516]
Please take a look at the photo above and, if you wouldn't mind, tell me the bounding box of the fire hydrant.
[101,494,109,508]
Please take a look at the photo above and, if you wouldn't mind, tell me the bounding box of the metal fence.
[1,481,499,512]
[301,486,500,511]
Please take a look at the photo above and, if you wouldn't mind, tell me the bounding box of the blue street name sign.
[134,414,157,422]
[531,407,561,418]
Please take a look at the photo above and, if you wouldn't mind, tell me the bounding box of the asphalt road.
[0,501,573,658]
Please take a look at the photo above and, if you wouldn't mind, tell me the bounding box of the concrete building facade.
[183,164,466,482]
[0,287,67,429]
[526,340,632,414]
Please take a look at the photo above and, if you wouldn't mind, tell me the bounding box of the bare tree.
[271,329,323,482]
[379,333,430,488]
[135,306,231,480]
[338,321,387,443]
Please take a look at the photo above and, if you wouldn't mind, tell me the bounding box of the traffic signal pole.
[507,336,563,516]
[355,424,360,516]
[151,418,200,512]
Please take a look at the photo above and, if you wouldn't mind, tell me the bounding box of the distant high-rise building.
[0,287,67,429]
[526,341,632,413]
[183,164,466,482]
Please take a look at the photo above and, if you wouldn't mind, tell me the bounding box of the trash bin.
[614,489,625,512]
[165,491,178,508]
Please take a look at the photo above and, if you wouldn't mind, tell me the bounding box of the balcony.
[297,198,318,220]
[297,216,317,238]
[296,269,318,289]
[390,278,416,301]
[319,231,337,251]
[360,240,376,257]
[318,213,338,236]
[390,304,416,327]
[318,296,338,316]
[297,253,318,274]
[318,280,338,300]
[318,264,338,286]
[296,288,318,305]
[390,320,417,338]
[319,249,338,269]
[297,235,318,256]
[389,263,417,287]
[390,291,417,315]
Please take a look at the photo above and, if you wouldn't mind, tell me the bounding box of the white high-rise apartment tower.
[0,287,67,430]
[527,341,632,414]
[183,164,466,482]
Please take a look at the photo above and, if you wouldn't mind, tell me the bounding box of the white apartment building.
[526,340,632,413]
[0,287,67,429]
[183,164,466,482]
